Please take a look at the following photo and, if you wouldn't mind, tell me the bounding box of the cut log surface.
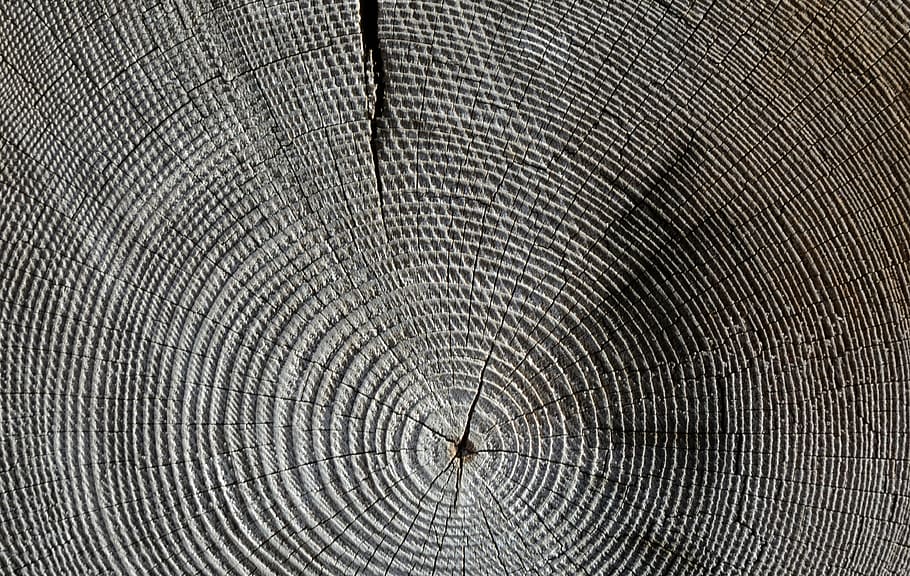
[2,0,910,574]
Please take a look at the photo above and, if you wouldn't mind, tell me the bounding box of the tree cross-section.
[1,1,909,574]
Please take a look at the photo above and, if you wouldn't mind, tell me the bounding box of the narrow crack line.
[455,196,496,451]
[453,459,464,509]
[355,458,454,576]
[456,0,608,472]
[422,9,703,444]
[353,470,414,576]
[478,498,509,575]
[298,347,451,442]
[456,367,485,453]
[475,448,599,474]
[144,461,398,576]
[499,475,593,576]
[242,462,397,570]
[415,466,457,573]
[420,459,465,573]
[455,458,467,518]
[475,476,540,575]
[236,2,424,418]
[360,0,388,236]
[431,469,460,576]
[383,459,455,576]
[296,471,418,572]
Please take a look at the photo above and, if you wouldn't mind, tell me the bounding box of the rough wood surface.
[2,1,910,574]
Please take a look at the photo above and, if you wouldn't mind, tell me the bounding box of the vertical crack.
[455,356,488,458]
[360,0,387,224]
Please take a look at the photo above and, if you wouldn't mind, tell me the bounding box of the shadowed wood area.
[2,0,910,574]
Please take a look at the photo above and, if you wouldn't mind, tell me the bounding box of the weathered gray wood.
[2,0,909,574]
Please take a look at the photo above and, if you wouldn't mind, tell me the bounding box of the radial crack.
[360,0,387,225]
[455,355,489,457]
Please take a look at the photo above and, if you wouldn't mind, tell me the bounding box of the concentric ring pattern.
[2,0,910,574]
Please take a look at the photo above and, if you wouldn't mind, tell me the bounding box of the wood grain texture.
[2,0,910,574]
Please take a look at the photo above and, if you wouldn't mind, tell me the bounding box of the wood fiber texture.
[2,0,910,574]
